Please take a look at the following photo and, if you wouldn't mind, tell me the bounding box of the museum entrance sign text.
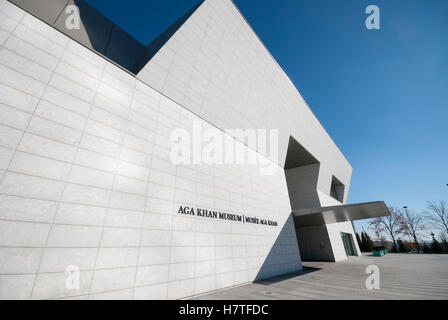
[178,206,278,227]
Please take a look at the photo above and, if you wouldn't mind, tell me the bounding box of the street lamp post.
[403,206,420,253]
[403,206,409,253]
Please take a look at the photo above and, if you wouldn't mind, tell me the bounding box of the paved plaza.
[193,254,448,300]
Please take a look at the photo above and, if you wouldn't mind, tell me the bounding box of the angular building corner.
[0,0,389,299]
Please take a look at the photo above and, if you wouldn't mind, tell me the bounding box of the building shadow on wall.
[71,0,202,74]
[71,0,146,73]
[254,213,321,284]
[253,136,324,284]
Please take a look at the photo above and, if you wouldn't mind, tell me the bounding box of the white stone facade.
[137,0,353,197]
[0,0,361,300]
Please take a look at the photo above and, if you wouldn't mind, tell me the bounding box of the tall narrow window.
[330,176,345,202]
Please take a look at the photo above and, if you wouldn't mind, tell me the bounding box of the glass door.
[341,232,356,256]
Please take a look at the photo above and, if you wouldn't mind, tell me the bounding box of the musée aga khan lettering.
[0,0,389,299]
[178,206,278,226]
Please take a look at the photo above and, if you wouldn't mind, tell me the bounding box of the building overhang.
[292,201,390,227]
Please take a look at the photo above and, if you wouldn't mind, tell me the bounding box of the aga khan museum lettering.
[177,206,279,227]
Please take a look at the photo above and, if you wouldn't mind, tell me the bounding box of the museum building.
[0,0,389,299]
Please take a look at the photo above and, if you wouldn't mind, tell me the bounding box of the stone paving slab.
[192,254,448,300]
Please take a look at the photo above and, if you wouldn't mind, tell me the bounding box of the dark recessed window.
[330,176,345,202]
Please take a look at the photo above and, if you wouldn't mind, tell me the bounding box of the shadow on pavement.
[254,266,321,285]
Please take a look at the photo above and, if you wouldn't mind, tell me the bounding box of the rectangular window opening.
[330,176,345,202]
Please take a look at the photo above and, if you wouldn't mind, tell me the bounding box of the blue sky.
[85,0,448,238]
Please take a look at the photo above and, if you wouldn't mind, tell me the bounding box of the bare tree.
[426,201,448,235]
[402,209,425,253]
[369,207,407,250]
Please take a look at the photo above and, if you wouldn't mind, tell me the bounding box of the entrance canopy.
[292,201,390,227]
